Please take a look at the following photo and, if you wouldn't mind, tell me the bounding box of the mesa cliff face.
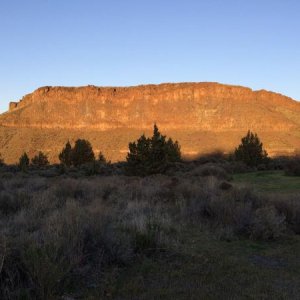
[1,82,300,163]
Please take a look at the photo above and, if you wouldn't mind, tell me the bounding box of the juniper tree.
[127,134,151,176]
[19,152,30,171]
[148,124,169,174]
[31,151,49,167]
[59,141,73,167]
[71,139,95,167]
[235,130,268,167]
[126,124,181,176]
[98,151,107,164]
[165,138,181,162]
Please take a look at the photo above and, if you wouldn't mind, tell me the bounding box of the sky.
[0,0,300,112]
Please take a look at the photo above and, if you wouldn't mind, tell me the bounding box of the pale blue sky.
[0,0,299,112]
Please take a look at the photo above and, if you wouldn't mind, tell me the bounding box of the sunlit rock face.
[1,82,300,163]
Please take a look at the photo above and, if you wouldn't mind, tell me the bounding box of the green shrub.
[59,141,73,167]
[31,151,49,168]
[126,124,181,176]
[71,139,95,167]
[18,153,30,172]
[235,131,268,167]
[98,151,107,164]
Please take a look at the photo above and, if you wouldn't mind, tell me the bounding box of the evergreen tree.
[235,130,268,167]
[19,152,30,171]
[71,139,95,167]
[127,134,151,176]
[165,138,181,162]
[98,151,107,164]
[126,124,181,176]
[59,141,73,167]
[148,124,168,174]
[31,151,49,167]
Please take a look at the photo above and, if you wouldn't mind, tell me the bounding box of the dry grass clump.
[0,201,132,299]
[175,178,289,240]
[250,206,286,240]
[0,176,176,299]
[271,194,300,234]
[189,164,231,180]
[0,170,299,298]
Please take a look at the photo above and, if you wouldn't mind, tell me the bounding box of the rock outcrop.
[1,82,300,163]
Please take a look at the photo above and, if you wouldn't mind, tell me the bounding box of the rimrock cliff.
[1,82,300,163]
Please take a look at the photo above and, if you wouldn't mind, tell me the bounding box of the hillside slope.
[1,82,300,163]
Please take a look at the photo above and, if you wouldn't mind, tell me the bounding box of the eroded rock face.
[1,82,300,163]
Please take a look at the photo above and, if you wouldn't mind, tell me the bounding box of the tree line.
[9,124,268,175]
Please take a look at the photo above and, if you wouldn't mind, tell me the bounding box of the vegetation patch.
[233,171,300,193]
[0,128,299,298]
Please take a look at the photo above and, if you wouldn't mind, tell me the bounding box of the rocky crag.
[1,82,300,163]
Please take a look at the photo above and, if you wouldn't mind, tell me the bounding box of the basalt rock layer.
[1,82,300,163]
